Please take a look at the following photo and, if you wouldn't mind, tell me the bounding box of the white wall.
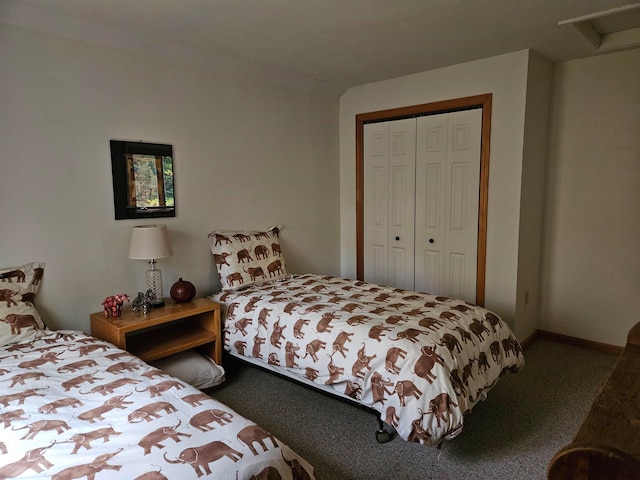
[515,51,553,340]
[339,50,532,331]
[4,21,636,347]
[540,48,640,346]
[0,24,340,331]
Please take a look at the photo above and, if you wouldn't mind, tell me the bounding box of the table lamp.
[128,224,173,307]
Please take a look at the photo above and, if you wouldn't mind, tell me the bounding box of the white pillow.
[0,262,46,346]
[208,226,287,290]
[151,351,225,390]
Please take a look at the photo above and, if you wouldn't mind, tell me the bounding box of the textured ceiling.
[1,0,639,96]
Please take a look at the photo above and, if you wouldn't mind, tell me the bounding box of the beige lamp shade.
[128,224,173,260]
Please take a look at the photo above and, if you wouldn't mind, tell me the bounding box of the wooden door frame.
[355,93,492,306]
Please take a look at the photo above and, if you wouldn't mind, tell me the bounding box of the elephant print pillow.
[0,262,46,345]
[208,226,287,291]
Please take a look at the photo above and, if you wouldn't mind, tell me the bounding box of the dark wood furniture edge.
[627,321,640,346]
[547,320,640,480]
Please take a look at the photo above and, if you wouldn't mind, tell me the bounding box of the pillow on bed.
[208,226,287,291]
[151,350,225,390]
[0,262,46,346]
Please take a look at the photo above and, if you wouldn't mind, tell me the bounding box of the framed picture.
[110,140,176,220]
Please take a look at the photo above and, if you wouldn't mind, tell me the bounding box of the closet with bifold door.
[363,108,482,304]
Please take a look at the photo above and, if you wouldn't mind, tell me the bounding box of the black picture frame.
[110,140,176,220]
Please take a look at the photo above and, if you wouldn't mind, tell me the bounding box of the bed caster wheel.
[376,429,391,443]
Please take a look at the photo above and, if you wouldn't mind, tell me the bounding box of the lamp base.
[145,265,165,308]
[150,299,165,308]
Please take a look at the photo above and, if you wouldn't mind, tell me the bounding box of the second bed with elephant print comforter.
[213,274,525,447]
[0,330,314,480]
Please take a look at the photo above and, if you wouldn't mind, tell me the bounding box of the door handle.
[395,236,400,241]
[429,239,434,243]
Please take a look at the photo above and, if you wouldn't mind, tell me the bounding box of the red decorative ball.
[170,278,196,303]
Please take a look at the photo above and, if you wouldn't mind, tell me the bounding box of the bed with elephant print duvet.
[212,274,525,447]
[0,329,315,480]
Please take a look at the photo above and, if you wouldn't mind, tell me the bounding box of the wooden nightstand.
[90,297,221,364]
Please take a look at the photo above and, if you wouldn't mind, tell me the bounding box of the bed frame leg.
[376,419,391,443]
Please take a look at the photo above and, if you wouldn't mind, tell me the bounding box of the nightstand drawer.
[90,297,221,364]
[127,323,217,362]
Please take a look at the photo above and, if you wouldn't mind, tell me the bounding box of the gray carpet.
[210,339,617,480]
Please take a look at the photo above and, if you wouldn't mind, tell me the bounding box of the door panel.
[364,123,389,285]
[364,109,480,300]
[416,109,481,303]
[415,115,447,295]
[421,250,443,294]
[449,162,468,231]
[356,94,492,306]
[388,120,416,290]
[370,244,386,285]
[364,119,415,290]
[447,252,466,300]
[444,110,481,302]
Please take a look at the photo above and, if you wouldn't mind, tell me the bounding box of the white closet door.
[415,109,481,303]
[363,118,416,289]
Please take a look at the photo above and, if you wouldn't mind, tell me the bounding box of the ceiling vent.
[559,3,640,54]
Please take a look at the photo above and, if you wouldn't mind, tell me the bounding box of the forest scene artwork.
[126,153,174,209]
[110,140,176,219]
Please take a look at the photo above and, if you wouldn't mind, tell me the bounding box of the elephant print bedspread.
[0,330,315,480]
[213,274,525,447]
